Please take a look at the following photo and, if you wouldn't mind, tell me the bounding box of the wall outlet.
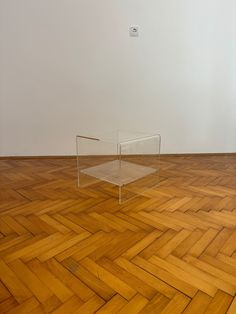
[129,26,139,37]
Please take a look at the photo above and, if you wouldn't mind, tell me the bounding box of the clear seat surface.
[81,160,157,187]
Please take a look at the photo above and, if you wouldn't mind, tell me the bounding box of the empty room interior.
[0,0,236,313]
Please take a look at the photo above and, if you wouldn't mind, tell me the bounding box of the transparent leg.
[119,186,122,205]
[76,136,80,187]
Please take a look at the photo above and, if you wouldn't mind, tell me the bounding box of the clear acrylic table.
[76,131,161,204]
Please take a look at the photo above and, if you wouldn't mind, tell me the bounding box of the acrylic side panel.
[76,135,118,188]
[119,135,161,203]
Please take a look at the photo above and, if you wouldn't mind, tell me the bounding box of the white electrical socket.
[129,26,139,37]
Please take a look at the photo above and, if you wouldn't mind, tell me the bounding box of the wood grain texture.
[0,155,236,313]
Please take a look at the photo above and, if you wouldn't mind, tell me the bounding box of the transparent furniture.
[76,131,161,204]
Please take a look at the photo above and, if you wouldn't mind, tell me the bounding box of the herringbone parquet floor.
[0,156,236,313]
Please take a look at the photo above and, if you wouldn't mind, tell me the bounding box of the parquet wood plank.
[4,232,65,262]
[133,256,197,297]
[30,306,46,314]
[204,290,233,314]
[38,232,90,262]
[167,254,235,296]
[1,201,48,218]
[95,233,142,262]
[173,229,203,258]
[149,255,217,297]
[80,257,136,300]
[102,231,147,261]
[167,211,221,230]
[152,210,196,230]
[183,291,212,314]
[0,297,18,314]
[62,258,116,301]
[128,212,167,231]
[184,255,236,289]
[38,214,71,234]
[45,258,94,301]
[89,212,126,232]
[73,295,105,314]
[122,230,162,260]
[0,216,28,235]
[96,294,127,314]
[115,257,177,298]
[56,231,110,261]
[51,295,83,314]
[9,259,53,302]
[159,293,190,314]
[102,212,140,232]
[52,214,87,233]
[117,294,149,313]
[36,200,81,216]
[194,211,235,229]
[6,297,39,314]
[0,234,31,252]
[217,253,236,268]
[200,254,236,277]
[220,231,236,256]
[115,212,152,231]
[139,229,177,259]
[187,228,219,257]
[139,292,170,313]
[14,215,42,235]
[0,260,32,303]
[28,215,58,234]
[138,211,182,231]
[28,259,74,302]
[227,297,236,314]
[157,197,192,212]
[0,280,11,302]
[205,228,233,256]
[98,257,157,300]
[156,229,191,258]
[1,156,236,313]
[66,213,102,233]
[38,295,61,313]
[0,219,15,235]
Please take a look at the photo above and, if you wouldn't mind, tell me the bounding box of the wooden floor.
[0,156,236,313]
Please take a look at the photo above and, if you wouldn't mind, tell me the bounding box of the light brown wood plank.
[0,260,32,303]
[204,290,233,314]
[118,294,149,313]
[80,258,136,300]
[28,259,74,302]
[160,293,190,314]
[1,156,236,312]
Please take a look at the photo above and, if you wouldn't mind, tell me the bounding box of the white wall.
[0,0,235,156]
